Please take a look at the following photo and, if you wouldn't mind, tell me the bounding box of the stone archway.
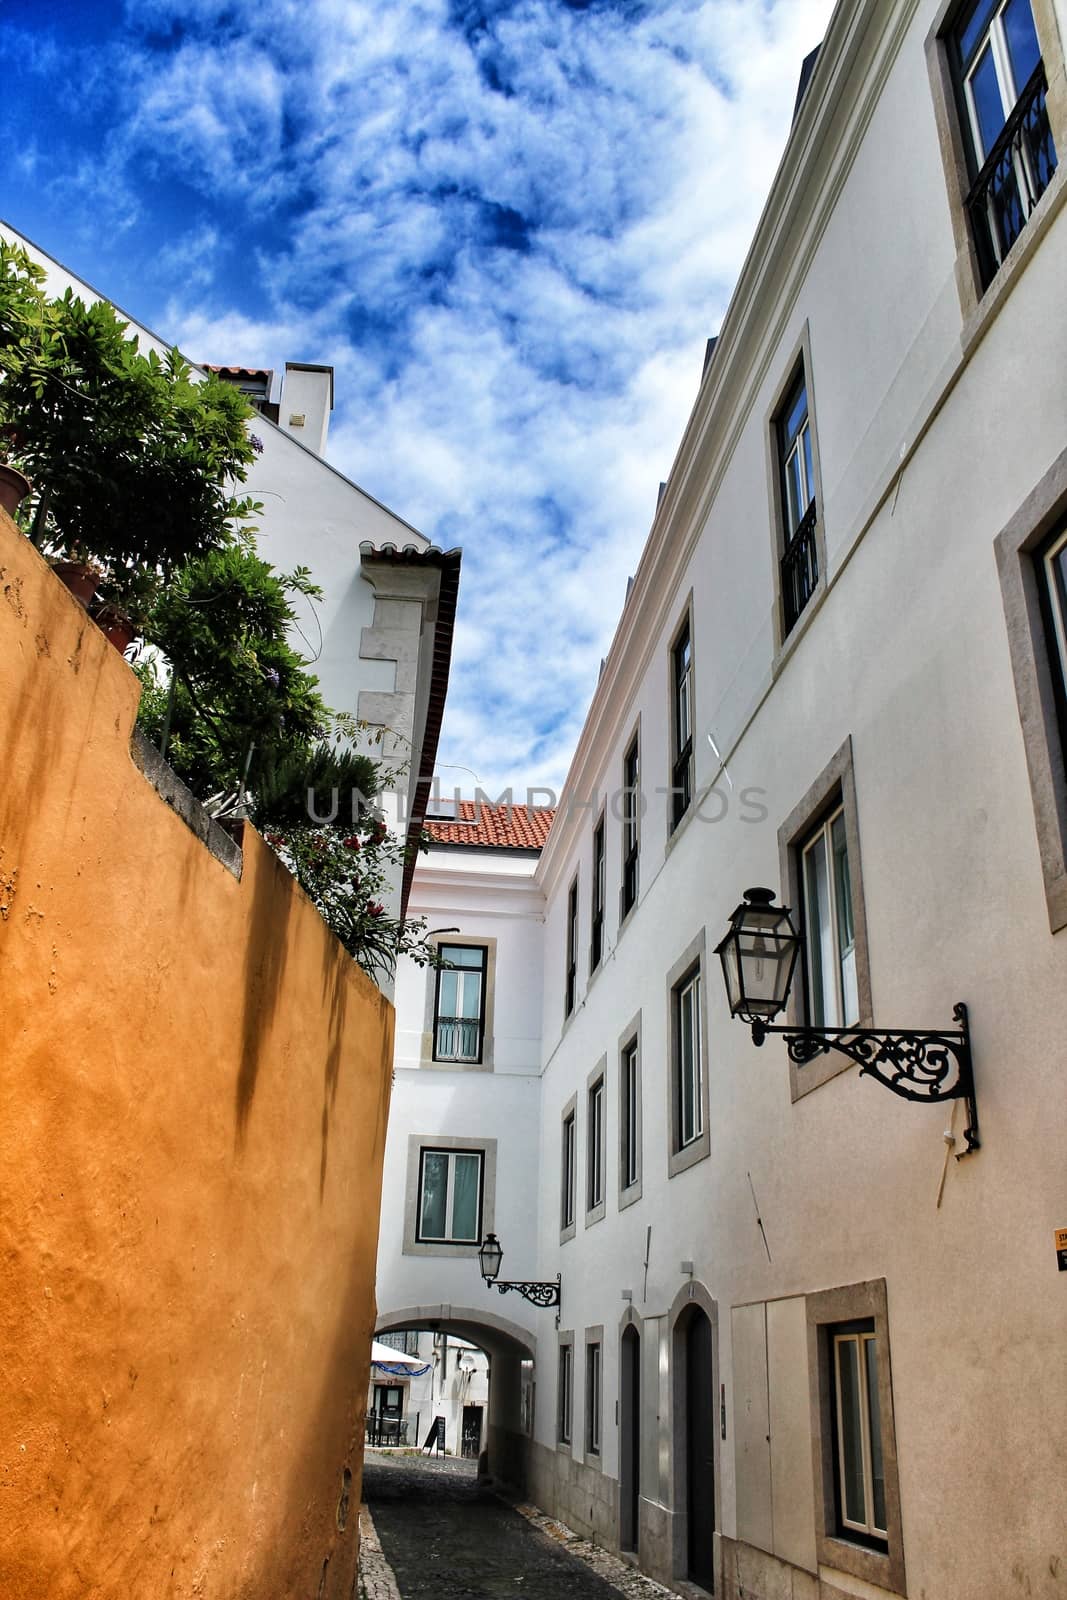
[375,1303,536,1488]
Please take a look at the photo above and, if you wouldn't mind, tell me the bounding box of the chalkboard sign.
[422,1415,446,1453]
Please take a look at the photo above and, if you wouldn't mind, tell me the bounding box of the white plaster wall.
[377,848,545,1351]
[527,2,1067,1592]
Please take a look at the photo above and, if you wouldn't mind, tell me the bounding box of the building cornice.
[538,0,923,898]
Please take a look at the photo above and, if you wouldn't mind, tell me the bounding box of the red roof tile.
[425,801,555,851]
[201,363,273,382]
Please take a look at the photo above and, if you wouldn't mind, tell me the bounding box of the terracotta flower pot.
[51,560,102,608]
[92,602,137,655]
[0,463,31,517]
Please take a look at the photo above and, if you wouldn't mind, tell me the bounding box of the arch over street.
[374,1303,537,1487]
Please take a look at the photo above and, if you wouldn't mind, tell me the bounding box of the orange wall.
[0,511,393,1599]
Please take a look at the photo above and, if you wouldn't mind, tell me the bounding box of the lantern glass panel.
[737,925,796,1016]
[478,1235,503,1282]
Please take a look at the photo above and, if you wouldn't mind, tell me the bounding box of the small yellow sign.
[1056,1229,1067,1272]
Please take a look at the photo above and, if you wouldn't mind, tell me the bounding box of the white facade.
[0,224,461,954]
[377,824,547,1482]
[377,0,1067,1596]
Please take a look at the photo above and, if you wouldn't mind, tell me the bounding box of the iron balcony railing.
[435,1016,480,1061]
[781,499,819,636]
[966,62,1057,291]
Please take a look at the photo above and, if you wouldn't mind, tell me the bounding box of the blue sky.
[0,0,835,793]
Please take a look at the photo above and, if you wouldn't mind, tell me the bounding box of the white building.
[376,0,1067,1595]
[0,222,460,954]
[366,1331,490,1459]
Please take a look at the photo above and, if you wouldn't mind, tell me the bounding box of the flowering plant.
[262,811,440,983]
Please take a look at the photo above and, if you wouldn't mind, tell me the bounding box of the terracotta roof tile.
[425,801,555,851]
[201,363,273,382]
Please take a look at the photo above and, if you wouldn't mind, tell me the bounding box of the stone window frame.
[589,806,608,978]
[666,929,711,1178]
[994,443,1067,932]
[925,0,1067,346]
[777,736,873,1100]
[618,1010,643,1211]
[420,933,498,1072]
[619,718,642,934]
[401,1133,496,1259]
[557,1330,575,1450]
[585,1057,608,1228]
[807,1278,906,1596]
[584,1325,604,1465]
[560,1092,578,1243]
[665,592,697,849]
[765,322,829,666]
[564,872,580,1021]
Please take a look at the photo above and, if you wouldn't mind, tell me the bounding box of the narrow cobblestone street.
[359,1453,671,1600]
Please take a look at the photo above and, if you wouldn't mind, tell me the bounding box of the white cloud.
[71,0,838,791]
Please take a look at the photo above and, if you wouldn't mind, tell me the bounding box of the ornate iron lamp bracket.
[490,1276,561,1309]
[751,1001,979,1157]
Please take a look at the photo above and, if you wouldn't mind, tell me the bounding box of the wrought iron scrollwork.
[752,1002,979,1156]
[491,1277,561,1309]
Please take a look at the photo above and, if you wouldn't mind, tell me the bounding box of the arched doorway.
[619,1322,641,1553]
[671,1291,717,1594]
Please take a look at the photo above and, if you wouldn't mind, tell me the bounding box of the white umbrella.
[370,1339,431,1374]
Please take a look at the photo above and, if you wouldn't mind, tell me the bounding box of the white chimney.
[279,362,334,456]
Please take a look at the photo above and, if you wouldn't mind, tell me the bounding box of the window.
[776,364,819,635]
[377,1330,421,1356]
[778,738,872,1100]
[800,805,859,1029]
[994,454,1067,933]
[561,1103,577,1235]
[621,734,640,917]
[433,944,488,1063]
[558,1338,573,1446]
[590,815,606,973]
[1037,525,1067,750]
[675,969,702,1149]
[670,621,694,830]
[831,1322,887,1545]
[667,933,710,1176]
[808,1280,904,1594]
[565,876,578,1017]
[949,0,1057,288]
[585,1339,602,1457]
[621,1036,640,1194]
[416,1148,483,1244]
[402,1135,495,1258]
[586,1069,605,1220]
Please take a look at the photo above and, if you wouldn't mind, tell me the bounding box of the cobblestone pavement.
[359,1452,672,1600]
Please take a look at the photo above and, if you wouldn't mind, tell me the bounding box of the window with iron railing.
[432,944,487,1063]
[951,0,1058,288]
[777,366,819,636]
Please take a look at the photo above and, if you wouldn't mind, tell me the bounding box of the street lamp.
[714,887,980,1156]
[477,1233,561,1308]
